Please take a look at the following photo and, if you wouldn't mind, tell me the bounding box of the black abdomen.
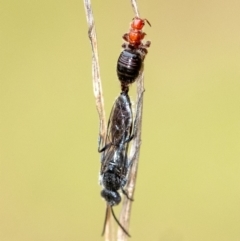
[117,49,142,84]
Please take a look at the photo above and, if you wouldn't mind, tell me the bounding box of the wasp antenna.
[110,206,131,237]
[145,19,151,27]
[101,206,110,236]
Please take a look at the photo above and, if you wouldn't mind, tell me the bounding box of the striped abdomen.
[117,49,143,84]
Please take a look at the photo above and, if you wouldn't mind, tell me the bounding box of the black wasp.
[99,89,141,237]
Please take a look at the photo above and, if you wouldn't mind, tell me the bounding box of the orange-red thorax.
[128,30,145,45]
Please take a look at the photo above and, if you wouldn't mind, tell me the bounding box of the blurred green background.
[1,0,240,240]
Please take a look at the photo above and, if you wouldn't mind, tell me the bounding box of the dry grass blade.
[83,0,106,138]
[116,2,146,240]
[131,0,140,17]
[83,0,111,240]
[117,73,145,241]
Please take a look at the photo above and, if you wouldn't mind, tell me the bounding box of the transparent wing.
[107,93,133,146]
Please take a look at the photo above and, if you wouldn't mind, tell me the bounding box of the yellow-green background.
[1,0,240,240]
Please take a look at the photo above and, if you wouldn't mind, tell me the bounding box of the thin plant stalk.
[117,73,145,241]
[83,0,145,240]
[83,0,112,240]
[83,0,106,138]
[116,2,145,241]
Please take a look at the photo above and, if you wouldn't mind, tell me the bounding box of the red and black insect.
[123,17,151,49]
[117,17,151,87]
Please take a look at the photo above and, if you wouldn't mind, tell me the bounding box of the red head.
[131,17,151,30]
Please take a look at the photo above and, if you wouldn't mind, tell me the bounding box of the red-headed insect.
[116,17,151,86]
[123,17,151,49]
